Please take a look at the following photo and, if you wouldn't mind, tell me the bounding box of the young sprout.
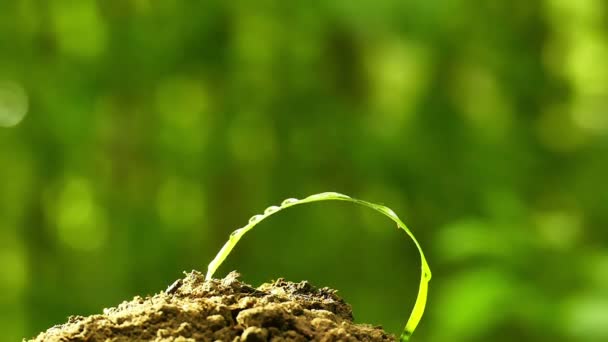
[206,192,431,341]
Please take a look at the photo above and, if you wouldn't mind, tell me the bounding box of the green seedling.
[206,192,431,341]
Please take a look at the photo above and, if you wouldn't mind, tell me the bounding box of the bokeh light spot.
[365,39,431,138]
[566,32,608,95]
[571,96,608,135]
[155,76,210,153]
[55,177,107,251]
[451,64,513,140]
[0,81,28,128]
[0,239,27,295]
[562,294,608,340]
[50,0,107,59]
[534,210,582,250]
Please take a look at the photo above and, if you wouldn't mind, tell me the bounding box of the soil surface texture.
[30,271,395,341]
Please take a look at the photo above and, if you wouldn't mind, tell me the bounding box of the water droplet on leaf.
[249,215,264,224]
[264,206,280,215]
[281,198,299,206]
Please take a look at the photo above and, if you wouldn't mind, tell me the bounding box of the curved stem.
[205,192,431,341]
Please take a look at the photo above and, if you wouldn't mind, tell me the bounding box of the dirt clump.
[29,271,395,341]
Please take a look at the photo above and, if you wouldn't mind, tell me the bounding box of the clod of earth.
[30,271,395,341]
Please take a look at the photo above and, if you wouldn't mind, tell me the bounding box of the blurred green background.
[1,0,608,341]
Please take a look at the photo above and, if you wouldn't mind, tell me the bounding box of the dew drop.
[305,194,323,200]
[281,198,299,206]
[324,192,351,199]
[249,214,264,224]
[230,228,243,237]
[264,206,280,215]
[306,192,351,201]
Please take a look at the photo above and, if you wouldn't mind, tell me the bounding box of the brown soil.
[29,271,395,341]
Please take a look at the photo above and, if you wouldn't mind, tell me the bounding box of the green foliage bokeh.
[1,1,608,341]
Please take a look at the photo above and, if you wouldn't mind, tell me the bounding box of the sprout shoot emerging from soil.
[206,192,431,341]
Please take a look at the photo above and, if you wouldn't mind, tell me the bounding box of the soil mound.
[29,271,395,341]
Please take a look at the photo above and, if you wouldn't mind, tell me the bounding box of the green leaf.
[205,192,431,341]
